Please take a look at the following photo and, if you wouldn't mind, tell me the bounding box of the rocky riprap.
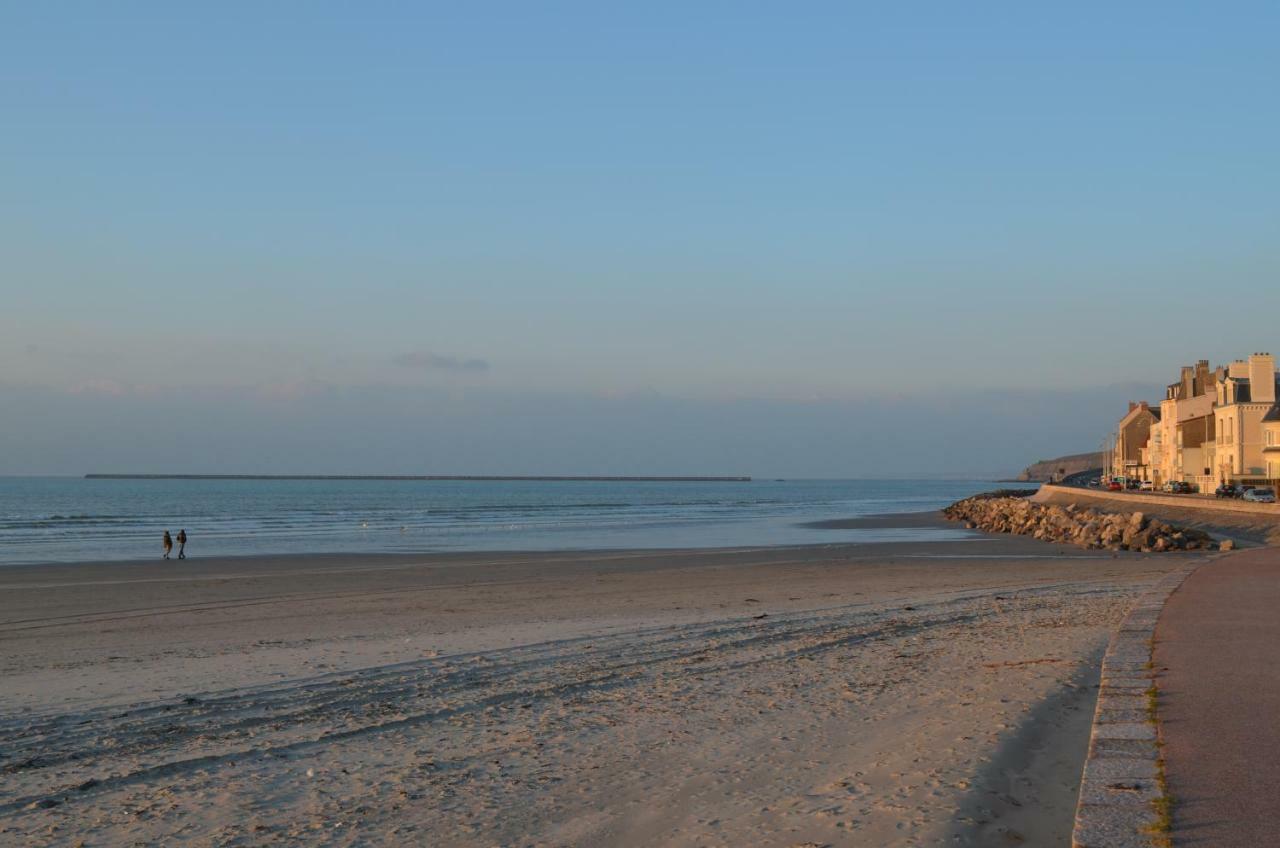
[944,496,1229,552]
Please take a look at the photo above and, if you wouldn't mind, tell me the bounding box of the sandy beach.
[0,514,1207,846]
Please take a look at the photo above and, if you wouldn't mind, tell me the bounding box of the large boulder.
[943,496,1217,554]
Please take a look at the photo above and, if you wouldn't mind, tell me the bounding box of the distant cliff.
[1016,452,1104,482]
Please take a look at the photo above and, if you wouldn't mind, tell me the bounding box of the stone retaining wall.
[1041,484,1280,517]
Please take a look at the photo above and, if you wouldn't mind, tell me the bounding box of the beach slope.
[0,525,1199,846]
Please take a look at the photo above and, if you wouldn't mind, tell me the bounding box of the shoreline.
[798,510,952,530]
[0,527,1136,573]
[0,478,1040,568]
[0,506,1085,571]
[0,509,968,570]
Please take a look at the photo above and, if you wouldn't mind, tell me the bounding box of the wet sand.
[0,514,1202,846]
[799,511,951,530]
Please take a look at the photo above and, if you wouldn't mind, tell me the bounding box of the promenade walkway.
[1155,547,1280,846]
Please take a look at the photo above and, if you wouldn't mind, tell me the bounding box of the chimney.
[1250,353,1276,404]
[1129,401,1138,413]
[1194,360,1211,395]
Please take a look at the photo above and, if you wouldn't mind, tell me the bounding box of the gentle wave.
[0,478,1032,564]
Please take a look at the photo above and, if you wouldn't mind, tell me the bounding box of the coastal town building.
[1264,406,1280,481]
[1213,353,1278,485]
[1116,353,1280,489]
[1151,360,1216,490]
[1115,401,1159,484]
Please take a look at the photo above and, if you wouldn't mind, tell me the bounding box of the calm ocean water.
[0,478,1035,565]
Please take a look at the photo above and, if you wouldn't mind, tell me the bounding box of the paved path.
[1155,547,1280,846]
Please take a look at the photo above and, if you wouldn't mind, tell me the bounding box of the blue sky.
[3,3,1279,474]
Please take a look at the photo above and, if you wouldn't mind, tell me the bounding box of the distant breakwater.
[84,474,753,482]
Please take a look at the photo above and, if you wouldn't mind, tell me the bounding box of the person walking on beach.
[176,529,187,559]
[163,530,173,559]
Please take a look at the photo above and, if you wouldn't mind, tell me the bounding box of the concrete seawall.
[1038,484,1280,518]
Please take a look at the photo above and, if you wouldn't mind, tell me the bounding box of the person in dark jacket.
[176,529,187,559]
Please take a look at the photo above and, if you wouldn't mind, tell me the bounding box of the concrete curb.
[1071,567,1198,848]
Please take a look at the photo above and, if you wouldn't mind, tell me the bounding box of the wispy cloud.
[252,379,334,402]
[393,351,490,373]
[66,379,164,397]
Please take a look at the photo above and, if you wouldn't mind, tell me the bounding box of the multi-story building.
[1152,360,1216,489]
[1114,353,1280,490]
[1264,407,1280,480]
[1213,353,1279,485]
[1178,413,1217,492]
[1116,401,1159,483]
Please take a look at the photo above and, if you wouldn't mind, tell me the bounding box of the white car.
[1243,487,1277,503]
[1140,480,1154,491]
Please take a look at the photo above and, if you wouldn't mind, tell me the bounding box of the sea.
[0,477,1036,565]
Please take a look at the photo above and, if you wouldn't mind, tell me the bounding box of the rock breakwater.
[944,496,1227,552]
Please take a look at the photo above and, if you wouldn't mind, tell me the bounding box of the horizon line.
[84,473,755,482]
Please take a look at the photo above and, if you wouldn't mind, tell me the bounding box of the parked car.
[1173,481,1195,494]
[1215,484,1241,499]
[1162,481,1177,493]
[1140,480,1154,491]
[1107,480,1124,492]
[1243,487,1277,503]
[1126,479,1141,490]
